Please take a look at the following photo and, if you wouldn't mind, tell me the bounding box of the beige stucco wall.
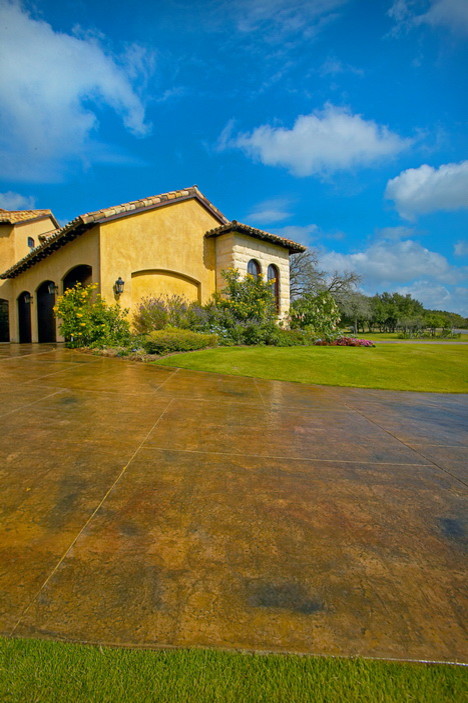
[214,232,291,320]
[98,199,220,315]
[5,229,99,342]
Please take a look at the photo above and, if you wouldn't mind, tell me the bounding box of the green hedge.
[142,328,218,355]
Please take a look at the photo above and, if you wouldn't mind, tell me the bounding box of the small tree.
[215,268,277,323]
[54,283,131,348]
[290,291,341,340]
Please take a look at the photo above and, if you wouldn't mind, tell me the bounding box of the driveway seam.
[343,403,468,488]
[0,388,68,419]
[9,396,177,636]
[138,444,434,465]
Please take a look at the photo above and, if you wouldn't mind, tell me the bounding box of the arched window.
[247,259,260,277]
[27,237,35,249]
[267,264,280,310]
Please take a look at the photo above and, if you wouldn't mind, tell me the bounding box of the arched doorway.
[0,299,9,342]
[17,292,32,343]
[63,265,92,292]
[37,281,56,343]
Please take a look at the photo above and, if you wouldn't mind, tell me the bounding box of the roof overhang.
[205,221,306,254]
[1,187,228,279]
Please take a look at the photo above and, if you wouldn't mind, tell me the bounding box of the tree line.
[290,250,468,335]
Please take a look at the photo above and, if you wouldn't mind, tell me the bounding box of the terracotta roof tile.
[205,220,306,253]
[0,209,57,225]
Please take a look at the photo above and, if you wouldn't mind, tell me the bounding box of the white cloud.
[246,209,290,224]
[454,240,468,257]
[421,0,468,33]
[0,1,153,182]
[385,161,468,219]
[229,0,348,39]
[245,197,292,224]
[0,191,35,210]
[274,224,319,244]
[228,104,410,177]
[389,0,468,35]
[319,56,363,77]
[394,282,468,315]
[319,235,468,313]
[319,238,467,286]
[375,226,417,240]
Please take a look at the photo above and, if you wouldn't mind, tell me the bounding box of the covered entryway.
[0,299,9,342]
[37,281,56,343]
[17,291,32,343]
[63,265,92,292]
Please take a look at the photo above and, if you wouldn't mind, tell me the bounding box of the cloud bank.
[0,1,153,182]
[385,161,468,219]
[225,105,410,177]
[318,235,468,313]
[0,191,35,210]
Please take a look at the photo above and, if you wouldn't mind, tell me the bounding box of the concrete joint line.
[343,402,468,489]
[10,396,176,636]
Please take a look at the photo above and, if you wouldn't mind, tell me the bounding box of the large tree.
[289,248,361,300]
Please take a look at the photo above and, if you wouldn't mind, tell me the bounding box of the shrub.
[329,337,375,347]
[133,295,192,333]
[142,328,218,355]
[290,292,341,340]
[215,268,277,323]
[54,283,131,349]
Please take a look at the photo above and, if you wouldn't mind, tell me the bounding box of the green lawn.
[343,332,402,340]
[155,344,467,393]
[0,638,465,703]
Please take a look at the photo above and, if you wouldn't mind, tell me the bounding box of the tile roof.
[1,187,229,279]
[205,220,306,253]
[0,209,58,226]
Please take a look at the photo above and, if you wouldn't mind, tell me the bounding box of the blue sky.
[0,0,467,313]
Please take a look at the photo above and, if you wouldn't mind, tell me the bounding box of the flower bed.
[315,337,375,347]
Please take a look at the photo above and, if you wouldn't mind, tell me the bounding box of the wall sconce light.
[24,293,33,304]
[48,282,59,295]
[114,277,125,295]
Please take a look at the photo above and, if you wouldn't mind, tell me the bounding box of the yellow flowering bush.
[54,283,131,348]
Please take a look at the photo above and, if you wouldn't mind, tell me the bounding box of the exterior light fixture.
[24,293,33,304]
[48,282,59,295]
[114,277,125,295]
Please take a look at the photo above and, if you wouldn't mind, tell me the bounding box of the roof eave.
[205,224,306,254]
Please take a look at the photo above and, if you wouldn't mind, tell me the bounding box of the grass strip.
[0,638,466,703]
[154,344,468,393]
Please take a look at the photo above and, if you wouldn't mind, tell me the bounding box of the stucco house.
[0,186,305,343]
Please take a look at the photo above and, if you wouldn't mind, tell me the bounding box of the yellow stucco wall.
[13,217,57,263]
[0,225,15,278]
[1,197,295,342]
[5,229,99,342]
[99,199,220,313]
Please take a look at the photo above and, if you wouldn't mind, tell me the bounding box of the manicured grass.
[0,638,465,703]
[361,332,465,341]
[155,344,467,393]
[344,332,402,340]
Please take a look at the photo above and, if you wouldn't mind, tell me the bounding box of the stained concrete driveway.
[0,344,466,663]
